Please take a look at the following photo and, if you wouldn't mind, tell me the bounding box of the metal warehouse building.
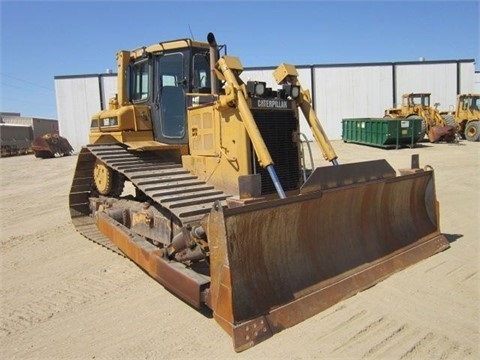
[0,113,59,139]
[55,59,478,152]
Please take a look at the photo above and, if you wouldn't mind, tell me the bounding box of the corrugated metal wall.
[100,75,117,110]
[312,65,393,140]
[54,76,102,152]
[395,62,458,109]
[459,62,475,93]
[473,71,480,93]
[54,59,476,151]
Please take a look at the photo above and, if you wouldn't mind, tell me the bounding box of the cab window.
[130,60,150,102]
[192,53,210,92]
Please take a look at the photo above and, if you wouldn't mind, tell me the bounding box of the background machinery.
[441,93,480,141]
[384,93,457,143]
[0,114,73,158]
[69,33,449,351]
[31,133,74,158]
[0,123,32,157]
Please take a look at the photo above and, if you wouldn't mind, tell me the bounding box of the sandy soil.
[1,140,479,359]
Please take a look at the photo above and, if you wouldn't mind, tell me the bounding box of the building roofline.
[54,59,476,79]
[54,73,117,80]
[244,59,476,71]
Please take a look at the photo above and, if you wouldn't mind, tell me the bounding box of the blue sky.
[1,0,479,119]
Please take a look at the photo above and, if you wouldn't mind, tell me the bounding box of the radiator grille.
[251,108,300,195]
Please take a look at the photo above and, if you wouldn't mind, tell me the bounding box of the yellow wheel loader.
[69,33,450,352]
[441,94,480,141]
[384,93,457,143]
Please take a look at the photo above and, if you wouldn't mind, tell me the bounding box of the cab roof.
[129,38,210,60]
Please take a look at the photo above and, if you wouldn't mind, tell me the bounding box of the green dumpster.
[342,118,424,149]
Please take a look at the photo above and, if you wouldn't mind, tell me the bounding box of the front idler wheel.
[93,159,113,195]
[93,159,125,196]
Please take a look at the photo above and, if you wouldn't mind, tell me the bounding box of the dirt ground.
[1,139,479,360]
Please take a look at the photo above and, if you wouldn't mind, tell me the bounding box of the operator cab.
[459,94,480,111]
[404,93,431,107]
[127,40,217,144]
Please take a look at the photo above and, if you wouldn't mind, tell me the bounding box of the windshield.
[470,96,480,110]
[408,94,430,107]
[460,95,480,111]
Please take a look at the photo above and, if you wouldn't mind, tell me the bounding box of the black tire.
[465,121,480,142]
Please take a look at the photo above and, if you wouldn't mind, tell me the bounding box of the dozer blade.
[206,160,449,352]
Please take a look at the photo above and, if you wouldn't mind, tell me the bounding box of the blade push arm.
[214,56,286,198]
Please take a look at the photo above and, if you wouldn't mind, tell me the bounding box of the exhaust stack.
[207,32,219,95]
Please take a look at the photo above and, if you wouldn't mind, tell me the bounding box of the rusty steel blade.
[207,167,449,351]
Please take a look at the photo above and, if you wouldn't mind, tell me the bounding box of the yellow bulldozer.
[69,33,450,352]
[441,93,480,141]
[384,93,457,143]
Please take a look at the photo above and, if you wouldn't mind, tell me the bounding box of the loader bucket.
[31,133,74,158]
[427,125,456,143]
[206,160,449,352]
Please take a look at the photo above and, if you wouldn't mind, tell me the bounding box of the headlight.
[247,81,266,97]
[283,84,300,99]
[255,82,265,96]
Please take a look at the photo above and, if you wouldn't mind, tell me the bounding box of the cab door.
[152,53,187,143]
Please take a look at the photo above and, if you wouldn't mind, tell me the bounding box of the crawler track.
[69,143,230,253]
